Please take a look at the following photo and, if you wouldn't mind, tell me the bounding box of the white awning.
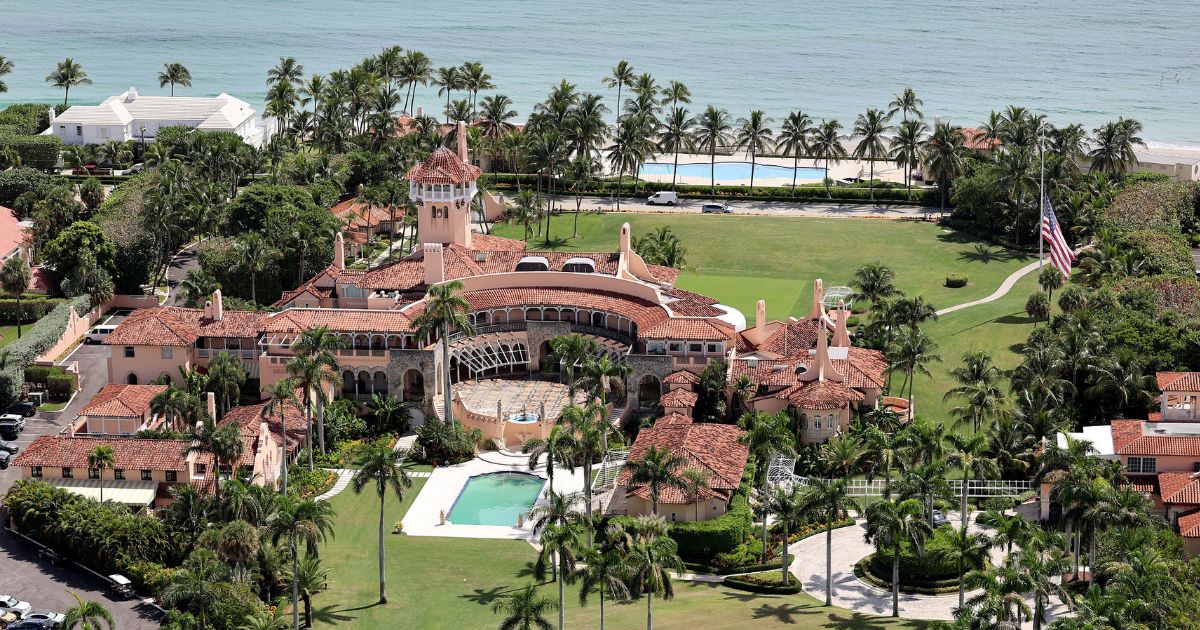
[44,478,158,506]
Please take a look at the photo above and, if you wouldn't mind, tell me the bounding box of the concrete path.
[936,259,1042,316]
[314,468,355,501]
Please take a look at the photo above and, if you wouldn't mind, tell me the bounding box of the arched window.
[813,415,823,430]
[373,371,388,394]
[126,373,138,385]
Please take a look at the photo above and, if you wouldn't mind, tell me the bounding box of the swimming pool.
[448,472,546,526]
[640,161,827,183]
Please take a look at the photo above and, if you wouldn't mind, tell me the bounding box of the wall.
[34,294,160,365]
[108,345,192,385]
[623,492,728,522]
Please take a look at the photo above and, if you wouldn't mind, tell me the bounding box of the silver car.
[22,610,65,628]
[701,202,732,214]
[0,595,32,615]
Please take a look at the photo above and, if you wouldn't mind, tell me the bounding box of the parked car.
[0,439,18,454]
[5,402,36,418]
[84,324,118,344]
[646,191,678,206]
[8,620,59,630]
[701,202,732,214]
[931,509,950,528]
[0,451,10,470]
[110,574,134,599]
[21,610,65,629]
[0,416,22,440]
[0,611,18,627]
[0,596,31,616]
[37,547,65,566]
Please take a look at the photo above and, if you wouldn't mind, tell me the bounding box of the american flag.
[1041,197,1074,277]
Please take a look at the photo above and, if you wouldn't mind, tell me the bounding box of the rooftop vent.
[474,251,488,262]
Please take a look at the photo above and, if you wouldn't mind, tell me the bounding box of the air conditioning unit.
[28,391,45,405]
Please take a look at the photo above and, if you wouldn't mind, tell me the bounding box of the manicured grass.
[491,213,1032,321]
[0,325,22,349]
[37,401,69,412]
[314,480,936,630]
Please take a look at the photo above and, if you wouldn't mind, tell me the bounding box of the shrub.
[723,571,803,594]
[873,527,981,583]
[944,273,968,288]
[47,371,77,400]
[0,295,91,405]
[0,297,65,325]
[24,364,57,386]
[845,315,861,328]
[0,167,54,207]
[286,466,336,498]
[0,103,53,136]
[0,133,62,170]
[856,555,964,594]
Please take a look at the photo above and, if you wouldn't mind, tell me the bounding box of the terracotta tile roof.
[330,197,394,229]
[656,412,695,427]
[641,318,735,341]
[13,435,191,470]
[1124,474,1158,495]
[798,347,887,389]
[0,206,30,259]
[660,388,698,408]
[359,245,630,292]
[1178,509,1200,538]
[470,234,527,252]
[199,310,266,338]
[646,265,681,286]
[617,417,748,505]
[104,307,263,346]
[357,259,426,292]
[666,296,725,317]
[1111,419,1200,457]
[1157,372,1200,392]
[81,384,167,418]
[746,319,822,357]
[405,147,482,184]
[781,379,863,410]
[262,308,414,334]
[961,127,1001,151]
[663,370,700,385]
[220,399,308,465]
[1158,472,1200,505]
[403,287,670,330]
[662,288,718,306]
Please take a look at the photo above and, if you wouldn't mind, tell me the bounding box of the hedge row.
[0,297,67,324]
[855,555,963,595]
[0,132,62,170]
[723,571,804,595]
[0,104,51,136]
[0,295,91,405]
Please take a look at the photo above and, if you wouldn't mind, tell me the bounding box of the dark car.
[5,402,35,418]
[8,620,59,630]
[0,451,10,470]
[0,440,17,454]
[931,509,951,528]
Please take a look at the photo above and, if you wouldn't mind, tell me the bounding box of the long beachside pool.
[448,472,546,526]
[640,161,827,183]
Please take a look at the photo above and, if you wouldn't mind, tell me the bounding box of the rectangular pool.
[447,472,546,526]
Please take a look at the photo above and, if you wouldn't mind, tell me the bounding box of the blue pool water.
[640,162,828,183]
[448,472,546,526]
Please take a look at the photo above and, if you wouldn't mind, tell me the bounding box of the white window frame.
[1127,456,1157,474]
[161,347,173,359]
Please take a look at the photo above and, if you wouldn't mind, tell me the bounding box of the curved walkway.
[936,259,1041,317]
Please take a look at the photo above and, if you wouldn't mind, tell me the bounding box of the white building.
[43,87,267,148]
[1132,151,1200,182]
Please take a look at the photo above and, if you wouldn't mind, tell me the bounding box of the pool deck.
[457,379,579,421]
[638,150,905,187]
[402,449,587,539]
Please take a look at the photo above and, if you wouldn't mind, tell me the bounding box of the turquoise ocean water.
[2,0,1198,145]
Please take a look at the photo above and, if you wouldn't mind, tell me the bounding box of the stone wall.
[524,321,573,370]
[625,354,676,409]
[387,348,437,415]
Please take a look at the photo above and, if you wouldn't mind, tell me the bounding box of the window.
[88,467,100,479]
[114,469,125,480]
[1127,457,1157,474]
[688,343,703,353]
[124,346,135,358]
[75,125,82,136]
[31,466,41,478]
[707,343,721,354]
[140,469,152,481]
[161,347,173,359]
[165,470,177,482]
[813,415,823,430]
[62,467,73,479]
[195,463,207,477]
[668,342,683,352]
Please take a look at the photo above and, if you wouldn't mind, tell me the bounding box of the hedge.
[0,297,66,324]
[0,133,62,170]
[47,371,77,400]
[723,571,804,595]
[855,555,965,595]
[0,103,52,136]
[0,294,91,405]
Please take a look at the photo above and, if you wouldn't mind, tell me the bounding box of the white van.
[646,191,678,206]
[84,324,117,344]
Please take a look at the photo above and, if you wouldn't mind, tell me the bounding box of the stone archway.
[637,375,662,409]
[403,369,425,402]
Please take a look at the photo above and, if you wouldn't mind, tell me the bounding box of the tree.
[158,62,192,96]
[0,56,12,94]
[265,378,298,496]
[508,189,540,241]
[286,554,328,628]
[734,110,774,189]
[1088,118,1144,178]
[691,106,733,196]
[923,122,968,215]
[946,433,1000,528]
[267,57,304,86]
[207,351,247,417]
[1025,291,1050,322]
[624,445,687,517]
[577,547,631,630]
[850,261,901,308]
[87,445,115,503]
[433,66,462,124]
[562,403,609,546]
[657,107,692,190]
[236,232,277,305]
[78,176,105,212]
[800,478,853,602]
[852,108,893,200]
[738,410,795,562]
[0,256,31,338]
[941,524,991,611]
[62,590,114,630]
[290,326,347,456]
[535,521,581,630]
[810,120,847,198]
[863,497,931,617]
[602,60,636,125]
[178,269,221,308]
[567,153,600,238]
[679,467,710,523]
[889,326,942,407]
[268,496,336,630]
[351,444,411,605]
[524,424,578,502]
[943,351,1008,434]
[625,529,684,630]
[631,225,692,269]
[547,334,599,400]
[888,87,924,123]
[492,583,556,630]
[161,549,228,630]
[411,280,474,426]
[45,58,92,106]
[605,116,653,212]
[890,119,927,193]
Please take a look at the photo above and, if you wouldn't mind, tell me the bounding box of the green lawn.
[0,325,21,349]
[314,479,936,630]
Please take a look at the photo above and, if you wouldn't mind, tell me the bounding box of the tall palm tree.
[945,433,1000,527]
[267,57,304,86]
[605,115,653,212]
[158,62,192,96]
[0,256,32,338]
[563,403,609,546]
[492,583,556,630]
[889,326,942,408]
[810,120,846,198]
[45,58,92,106]
[887,87,924,123]
[523,424,578,500]
[62,591,114,630]
[535,521,581,630]
[268,496,336,630]
[87,445,115,502]
[943,351,1008,434]
[734,110,774,190]
[892,460,955,526]
[626,531,684,630]
[679,468,710,523]
[479,94,517,143]
[863,426,904,498]
[509,189,540,241]
[399,50,432,114]
[890,119,927,194]
[776,111,814,196]
[850,261,902,308]
[567,153,600,238]
[942,524,991,610]
[352,444,411,605]
[285,554,327,628]
[0,56,12,94]
[658,80,691,110]
[624,445,687,517]
[1017,545,1073,630]
[459,61,494,116]
[291,326,347,455]
[236,232,277,305]
[738,410,796,561]
[548,334,599,400]
[265,378,298,496]
[432,66,462,124]
[602,60,636,123]
[657,107,692,189]
[206,351,246,417]
[1088,118,1144,178]
[977,509,1034,563]
[161,549,227,630]
[411,280,474,426]
[864,497,931,617]
[800,478,854,603]
[852,108,893,200]
[923,121,968,216]
[577,547,631,630]
[691,105,733,196]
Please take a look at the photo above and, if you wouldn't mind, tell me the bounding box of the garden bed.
[723,571,803,595]
[853,555,965,595]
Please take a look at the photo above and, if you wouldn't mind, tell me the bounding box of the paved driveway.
[0,530,161,628]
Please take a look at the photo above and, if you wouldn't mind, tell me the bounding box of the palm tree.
[267,57,304,86]
[776,111,814,196]
[479,94,518,143]
[236,232,277,305]
[946,433,1000,527]
[679,468,710,523]
[864,497,931,617]
[889,326,942,408]
[207,351,246,417]
[161,549,227,630]
[887,87,924,123]
[734,110,774,190]
[0,256,32,338]
[850,261,902,308]
[158,62,192,96]
[602,60,636,122]
[738,410,795,562]
[691,106,733,196]
[62,590,114,630]
[577,547,631,630]
[626,531,684,630]
[45,58,92,106]
[657,107,692,189]
[863,426,904,498]
[509,189,540,241]
[563,403,609,546]
[433,66,462,124]
[890,119,927,194]
[239,607,290,630]
[852,108,893,200]
[1017,546,1073,630]
[548,334,598,400]
[941,524,991,610]
[291,326,347,455]
[186,417,243,502]
[286,554,327,628]
[624,446,687,518]
[658,80,691,110]
[87,445,115,503]
[800,478,853,603]
[977,509,1034,563]
[460,61,494,116]
[1085,349,1156,419]
[943,351,1008,434]
[265,378,298,496]
[0,56,12,94]
[268,496,336,630]
[524,424,578,500]
[535,521,581,630]
[493,583,556,630]
[352,444,411,605]
[923,121,968,216]
[1088,118,1144,178]
[567,153,600,238]
[810,120,846,198]
[411,280,474,426]
[605,116,652,212]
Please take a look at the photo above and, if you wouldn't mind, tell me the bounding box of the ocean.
[2,0,1198,145]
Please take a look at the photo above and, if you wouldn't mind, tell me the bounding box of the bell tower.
[406,121,482,248]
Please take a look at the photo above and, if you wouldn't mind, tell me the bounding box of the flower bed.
[723,571,803,595]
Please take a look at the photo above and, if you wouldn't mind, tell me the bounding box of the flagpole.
[1038,128,1045,272]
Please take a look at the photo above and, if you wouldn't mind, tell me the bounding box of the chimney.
[832,300,851,347]
[755,299,766,331]
[807,278,826,321]
[126,87,138,102]
[800,329,844,383]
[211,290,223,320]
[333,232,345,270]
[48,108,56,123]
[416,106,424,118]
[423,242,445,284]
[620,223,632,256]
[456,121,468,163]
[206,392,217,421]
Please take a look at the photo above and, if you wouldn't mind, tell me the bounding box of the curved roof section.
[405,147,482,184]
[404,287,670,329]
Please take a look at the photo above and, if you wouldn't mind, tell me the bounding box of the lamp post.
[139,126,147,163]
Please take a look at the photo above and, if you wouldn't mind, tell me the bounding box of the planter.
[723,571,803,595]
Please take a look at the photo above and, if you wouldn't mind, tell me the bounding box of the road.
[539,194,937,219]
[165,246,201,306]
